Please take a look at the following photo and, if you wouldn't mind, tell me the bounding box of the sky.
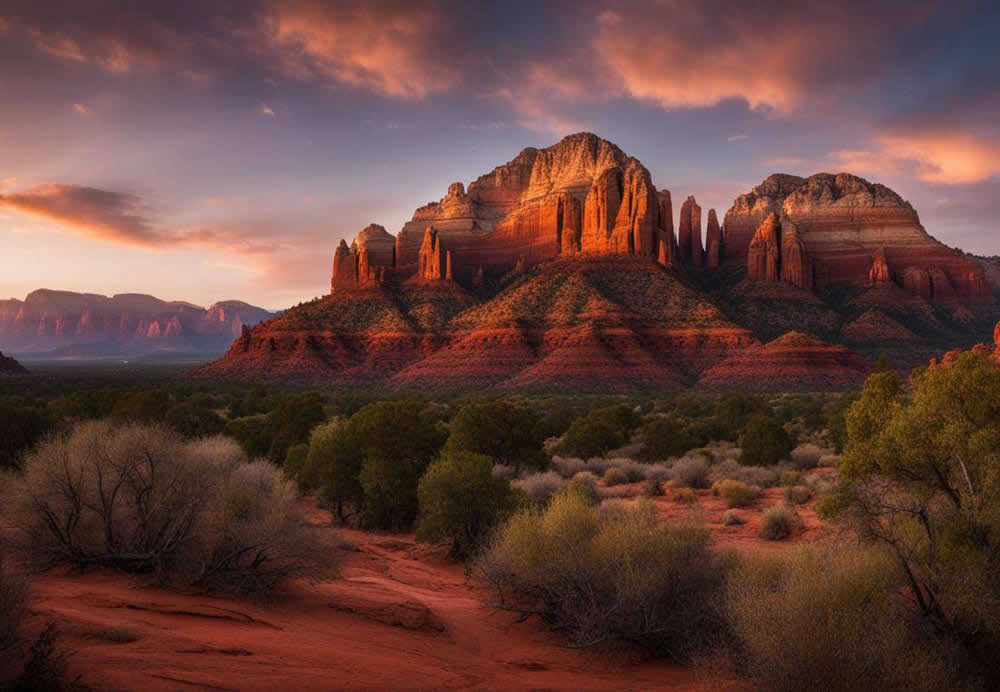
[1,0,999,310]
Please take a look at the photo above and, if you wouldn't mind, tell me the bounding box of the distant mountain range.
[0,290,278,360]
[193,132,999,392]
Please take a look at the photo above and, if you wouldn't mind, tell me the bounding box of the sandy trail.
[17,500,741,691]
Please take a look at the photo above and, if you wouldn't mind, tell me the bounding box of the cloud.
[830,132,1000,185]
[267,0,460,100]
[258,103,275,118]
[72,103,90,116]
[0,183,278,253]
[727,134,748,142]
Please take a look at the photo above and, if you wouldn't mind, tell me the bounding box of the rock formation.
[705,209,722,268]
[869,248,892,284]
[727,173,989,302]
[0,289,276,357]
[195,133,996,393]
[678,196,703,266]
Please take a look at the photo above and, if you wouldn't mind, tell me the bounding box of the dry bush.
[604,458,646,483]
[725,546,956,692]
[672,487,698,504]
[491,463,517,480]
[0,555,28,652]
[512,471,565,505]
[670,456,711,489]
[788,444,826,470]
[817,453,840,468]
[716,480,760,509]
[603,467,629,486]
[778,470,802,487]
[722,510,746,526]
[479,494,727,659]
[550,456,586,478]
[5,421,336,596]
[709,459,779,488]
[783,485,813,505]
[760,504,802,540]
[802,471,837,496]
[565,472,600,505]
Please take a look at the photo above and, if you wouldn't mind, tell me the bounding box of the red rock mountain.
[0,290,277,358]
[194,133,997,392]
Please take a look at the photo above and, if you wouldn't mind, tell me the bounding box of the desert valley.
[3,2,1000,690]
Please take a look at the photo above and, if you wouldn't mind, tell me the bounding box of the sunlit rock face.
[727,172,990,303]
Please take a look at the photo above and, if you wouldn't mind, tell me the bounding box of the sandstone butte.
[192,133,999,392]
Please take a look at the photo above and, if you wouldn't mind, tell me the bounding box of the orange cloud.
[72,103,90,116]
[268,1,459,99]
[0,184,278,253]
[830,133,1000,185]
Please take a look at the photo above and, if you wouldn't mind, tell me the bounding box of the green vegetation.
[416,450,519,558]
[557,404,641,458]
[740,413,794,466]
[444,400,546,471]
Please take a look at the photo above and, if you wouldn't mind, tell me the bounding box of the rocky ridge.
[0,290,277,357]
[195,133,996,392]
[0,350,27,374]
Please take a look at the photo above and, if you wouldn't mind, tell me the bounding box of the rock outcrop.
[705,209,722,269]
[0,289,276,357]
[726,173,990,303]
[196,133,996,393]
[678,196,703,266]
[0,351,27,374]
[697,332,871,392]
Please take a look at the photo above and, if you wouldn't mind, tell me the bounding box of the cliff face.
[0,351,27,374]
[727,173,990,303]
[198,133,996,393]
[0,290,277,356]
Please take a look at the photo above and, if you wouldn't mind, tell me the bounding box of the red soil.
[13,499,743,691]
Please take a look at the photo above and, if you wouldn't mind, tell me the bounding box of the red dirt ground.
[10,497,755,691]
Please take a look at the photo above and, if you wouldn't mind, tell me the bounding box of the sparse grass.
[722,510,746,526]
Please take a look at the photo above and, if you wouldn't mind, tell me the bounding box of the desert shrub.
[0,556,28,652]
[672,487,698,504]
[550,456,586,478]
[784,485,813,505]
[716,480,760,508]
[491,463,517,480]
[282,443,310,489]
[602,467,629,486]
[565,472,601,505]
[109,390,170,424]
[5,421,334,595]
[823,391,859,454]
[417,451,519,559]
[512,471,565,505]
[12,623,77,692]
[0,402,53,471]
[779,470,802,487]
[713,393,772,438]
[818,453,840,467]
[670,455,711,489]
[444,401,546,472]
[722,510,746,526]
[788,443,824,470]
[740,414,794,466]
[759,505,802,540]
[557,405,641,459]
[641,463,670,497]
[639,417,700,461]
[726,546,955,692]
[226,391,327,463]
[164,400,225,438]
[605,458,646,482]
[709,459,780,488]
[479,495,726,658]
[802,471,838,496]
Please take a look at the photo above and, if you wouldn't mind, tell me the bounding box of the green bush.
[417,451,519,559]
[558,405,641,459]
[640,417,699,461]
[445,401,545,472]
[0,402,52,471]
[480,495,726,659]
[164,400,225,438]
[716,480,760,508]
[565,472,601,505]
[740,414,793,466]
